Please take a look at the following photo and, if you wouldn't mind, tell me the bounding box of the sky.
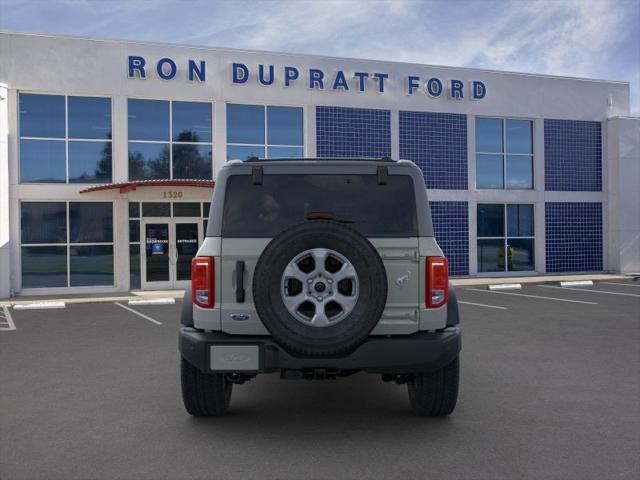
[1,0,638,114]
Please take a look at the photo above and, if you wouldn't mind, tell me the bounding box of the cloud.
[1,0,638,113]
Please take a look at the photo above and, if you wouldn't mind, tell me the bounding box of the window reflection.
[68,141,112,183]
[227,104,304,161]
[128,143,170,180]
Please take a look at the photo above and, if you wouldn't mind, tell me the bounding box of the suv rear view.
[180,158,461,416]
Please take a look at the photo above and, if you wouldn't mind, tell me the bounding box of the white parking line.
[458,301,507,310]
[114,302,162,325]
[467,288,598,305]
[0,306,16,331]
[539,285,640,297]
[601,282,640,288]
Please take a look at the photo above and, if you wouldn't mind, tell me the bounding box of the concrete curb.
[0,292,183,308]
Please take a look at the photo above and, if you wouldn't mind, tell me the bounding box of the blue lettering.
[232,63,249,84]
[373,72,388,93]
[473,81,486,99]
[332,70,349,91]
[407,76,420,95]
[156,58,177,80]
[284,66,299,87]
[309,69,324,89]
[188,60,205,82]
[128,56,146,79]
[353,72,368,92]
[258,64,275,86]
[449,79,464,99]
[425,77,443,97]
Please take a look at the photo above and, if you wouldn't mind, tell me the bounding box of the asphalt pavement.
[1,280,639,480]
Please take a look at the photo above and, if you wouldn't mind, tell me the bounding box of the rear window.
[222,174,418,238]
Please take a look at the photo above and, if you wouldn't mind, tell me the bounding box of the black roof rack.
[242,156,396,163]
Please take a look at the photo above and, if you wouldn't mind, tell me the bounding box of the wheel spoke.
[310,305,331,327]
[333,262,357,282]
[334,292,357,312]
[283,262,307,282]
[282,291,306,311]
[310,248,329,273]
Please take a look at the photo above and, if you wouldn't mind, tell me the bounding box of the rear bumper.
[179,327,461,375]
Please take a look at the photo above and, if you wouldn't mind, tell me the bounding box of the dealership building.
[0,31,638,297]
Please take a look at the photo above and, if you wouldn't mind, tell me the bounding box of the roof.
[79,179,215,194]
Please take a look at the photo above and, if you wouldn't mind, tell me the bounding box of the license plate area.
[209,345,260,371]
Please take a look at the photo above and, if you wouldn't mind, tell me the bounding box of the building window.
[476,118,533,189]
[19,93,112,184]
[226,104,304,160]
[128,99,213,180]
[20,202,114,288]
[477,203,535,272]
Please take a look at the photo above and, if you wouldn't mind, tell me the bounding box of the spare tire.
[253,220,387,357]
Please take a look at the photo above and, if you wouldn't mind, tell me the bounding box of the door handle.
[235,261,245,303]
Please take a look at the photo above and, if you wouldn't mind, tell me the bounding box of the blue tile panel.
[399,111,467,190]
[429,201,469,276]
[545,202,603,272]
[316,106,391,158]
[544,119,602,191]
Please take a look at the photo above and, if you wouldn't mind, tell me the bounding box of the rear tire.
[407,356,459,416]
[181,357,232,416]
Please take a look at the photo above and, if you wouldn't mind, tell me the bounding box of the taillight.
[426,256,448,308]
[192,257,214,308]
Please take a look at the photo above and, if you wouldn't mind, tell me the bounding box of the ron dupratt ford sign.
[127,56,487,100]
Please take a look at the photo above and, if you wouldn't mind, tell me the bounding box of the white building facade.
[0,32,638,297]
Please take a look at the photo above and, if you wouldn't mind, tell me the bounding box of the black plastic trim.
[180,327,461,375]
[180,286,194,327]
[447,285,460,327]
[251,166,263,185]
[377,166,388,185]
[235,260,245,303]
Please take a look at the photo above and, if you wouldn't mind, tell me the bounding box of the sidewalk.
[1,273,636,307]
[0,289,184,307]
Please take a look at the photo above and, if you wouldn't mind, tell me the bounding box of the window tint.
[19,139,66,183]
[476,154,503,189]
[128,142,170,180]
[129,202,140,218]
[69,202,113,243]
[70,245,114,286]
[476,118,503,153]
[21,246,68,288]
[506,155,533,189]
[142,202,171,217]
[267,106,303,145]
[129,220,140,242]
[172,101,212,143]
[227,104,264,144]
[130,244,141,289]
[172,144,212,179]
[19,94,65,138]
[507,238,534,271]
[68,96,112,139]
[227,145,265,161]
[477,239,505,273]
[507,204,534,237]
[506,119,532,154]
[267,146,304,158]
[128,99,169,141]
[68,141,112,183]
[173,203,201,217]
[477,204,504,237]
[222,174,417,237]
[21,202,67,244]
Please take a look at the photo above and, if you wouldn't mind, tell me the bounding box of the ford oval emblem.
[230,313,251,321]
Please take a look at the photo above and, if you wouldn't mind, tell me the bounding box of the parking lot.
[1,280,639,480]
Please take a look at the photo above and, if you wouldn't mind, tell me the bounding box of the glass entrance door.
[174,220,200,287]
[142,219,201,289]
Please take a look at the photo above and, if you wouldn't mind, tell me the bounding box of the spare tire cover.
[253,220,387,357]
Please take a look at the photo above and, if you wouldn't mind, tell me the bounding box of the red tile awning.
[79,179,215,194]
